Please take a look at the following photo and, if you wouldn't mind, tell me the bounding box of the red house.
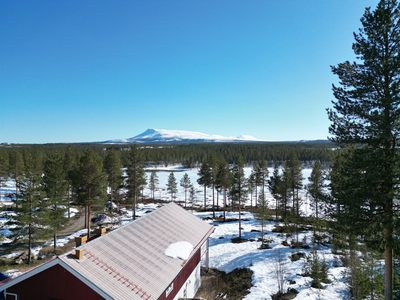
[0,203,214,300]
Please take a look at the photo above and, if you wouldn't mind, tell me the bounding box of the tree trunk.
[384,214,393,300]
[212,184,215,218]
[203,186,206,209]
[132,194,136,220]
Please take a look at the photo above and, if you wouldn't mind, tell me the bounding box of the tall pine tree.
[167,172,178,201]
[327,1,400,297]
[125,145,146,220]
[73,148,107,238]
[8,150,47,264]
[43,152,69,252]
[180,173,191,208]
[148,170,159,201]
[104,149,123,209]
[230,154,247,240]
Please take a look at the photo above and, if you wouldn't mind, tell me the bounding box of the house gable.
[4,263,105,300]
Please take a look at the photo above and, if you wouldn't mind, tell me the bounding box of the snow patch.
[164,241,193,260]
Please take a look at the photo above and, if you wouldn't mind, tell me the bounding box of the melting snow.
[164,241,193,260]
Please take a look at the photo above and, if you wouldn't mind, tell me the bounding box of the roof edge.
[0,257,114,300]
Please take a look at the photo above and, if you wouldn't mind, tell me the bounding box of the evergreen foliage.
[230,154,247,240]
[302,248,330,289]
[72,148,107,238]
[197,160,211,208]
[0,151,9,197]
[167,172,178,201]
[306,160,325,243]
[215,159,231,221]
[125,145,146,220]
[7,150,47,264]
[326,1,400,297]
[180,173,191,208]
[103,149,123,208]
[148,170,159,201]
[43,152,69,251]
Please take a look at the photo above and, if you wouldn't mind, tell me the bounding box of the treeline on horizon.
[0,141,333,169]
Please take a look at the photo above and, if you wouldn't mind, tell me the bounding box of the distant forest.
[0,141,333,168]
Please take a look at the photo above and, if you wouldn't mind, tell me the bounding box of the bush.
[302,248,330,289]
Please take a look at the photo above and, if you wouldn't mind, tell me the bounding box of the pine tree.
[0,151,9,198]
[43,152,69,251]
[73,148,107,238]
[63,145,77,219]
[148,170,159,200]
[215,160,231,221]
[256,193,269,248]
[306,160,325,242]
[327,1,400,297]
[287,151,303,218]
[9,149,24,199]
[280,161,292,221]
[197,160,211,209]
[189,184,196,204]
[248,166,257,208]
[180,173,191,208]
[167,172,178,201]
[125,145,146,220]
[257,159,269,207]
[268,161,281,221]
[8,150,47,264]
[230,154,247,240]
[208,154,219,218]
[104,149,123,209]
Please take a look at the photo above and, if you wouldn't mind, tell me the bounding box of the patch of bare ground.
[195,267,252,299]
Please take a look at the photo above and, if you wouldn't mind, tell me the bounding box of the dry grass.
[195,267,252,300]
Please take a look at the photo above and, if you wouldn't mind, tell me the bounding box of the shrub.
[302,248,330,289]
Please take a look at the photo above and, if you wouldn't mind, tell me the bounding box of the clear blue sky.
[0,0,379,143]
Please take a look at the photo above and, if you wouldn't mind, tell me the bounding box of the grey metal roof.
[59,202,214,300]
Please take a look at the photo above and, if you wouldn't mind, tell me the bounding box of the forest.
[0,140,398,298]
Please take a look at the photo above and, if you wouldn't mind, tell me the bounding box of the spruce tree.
[327,1,400,297]
[125,145,146,220]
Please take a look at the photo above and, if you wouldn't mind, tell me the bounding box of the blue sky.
[0,0,379,143]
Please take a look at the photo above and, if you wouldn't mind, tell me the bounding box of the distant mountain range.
[101,128,264,144]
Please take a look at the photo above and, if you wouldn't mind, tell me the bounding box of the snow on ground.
[0,166,350,299]
[196,210,350,299]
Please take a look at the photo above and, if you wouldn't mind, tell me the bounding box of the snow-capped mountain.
[102,128,263,144]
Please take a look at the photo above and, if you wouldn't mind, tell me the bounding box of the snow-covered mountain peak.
[103,129,263,144]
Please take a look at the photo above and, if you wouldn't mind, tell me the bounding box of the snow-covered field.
[0,166,351,299]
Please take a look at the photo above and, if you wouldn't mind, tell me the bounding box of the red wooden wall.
[5,264,104,300]
[159,248,201,300]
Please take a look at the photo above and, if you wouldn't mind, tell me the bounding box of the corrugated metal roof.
[60,202,214,300]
